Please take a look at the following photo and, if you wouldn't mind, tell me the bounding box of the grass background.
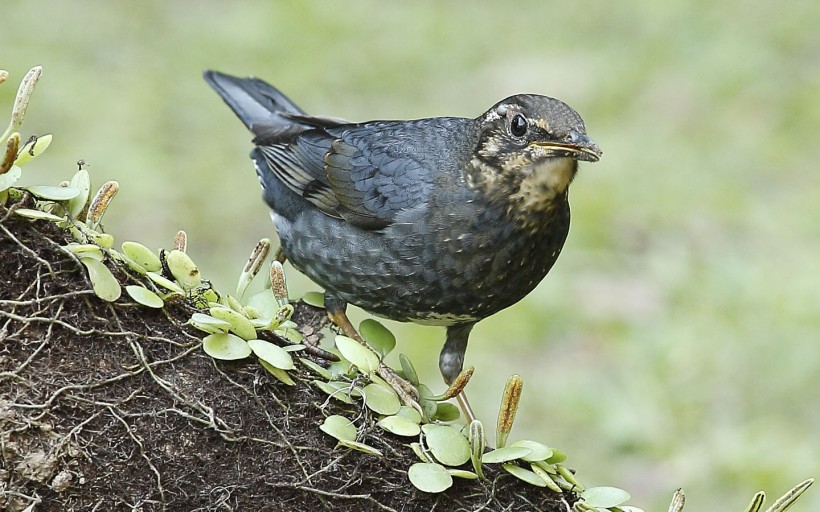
[3,1,818,509]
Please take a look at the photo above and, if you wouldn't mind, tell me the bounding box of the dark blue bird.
[204,71,601,419]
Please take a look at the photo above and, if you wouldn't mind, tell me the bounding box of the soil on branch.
[0,207,572,511]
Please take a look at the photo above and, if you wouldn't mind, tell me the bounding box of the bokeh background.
[3,1,818,509]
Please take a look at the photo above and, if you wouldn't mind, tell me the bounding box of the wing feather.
[253,117,467,230]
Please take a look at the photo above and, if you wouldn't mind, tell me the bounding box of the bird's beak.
[531,131,602,162]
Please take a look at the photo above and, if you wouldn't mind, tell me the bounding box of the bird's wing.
[323,121,437,229]
[251,114,347,219]
[254,117,446,230]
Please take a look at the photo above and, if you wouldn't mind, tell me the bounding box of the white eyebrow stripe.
[533,118,550,132]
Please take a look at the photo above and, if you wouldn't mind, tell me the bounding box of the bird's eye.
[510,114,528,137]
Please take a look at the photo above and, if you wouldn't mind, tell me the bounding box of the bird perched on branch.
[205,70,601,420]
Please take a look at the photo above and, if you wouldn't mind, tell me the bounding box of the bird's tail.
[203,70,306,129]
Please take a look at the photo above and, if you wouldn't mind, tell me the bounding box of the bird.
[204,70,601,420]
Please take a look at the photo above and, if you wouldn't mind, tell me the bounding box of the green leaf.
[248,339,295,370]
[363,382,401,416]
[319,415,356,442]
[556,464,583,491]
[125,285,164,308]
[67,169,91,218]
[13,133,52,166]
[410,442,430,463]
[14,208,64,222]
[299,358,332,380]
[202,333,252,360]
[447,469,479,480]
[281,319,298,329]
[530,463,563,493]
[274,326,303,343]
[62,243,104,261]
[327,353,356,378]
[246,289,279,321]
[166,249,202,291]
[335,335,379,374]
[250,316,277,330]
[359,319,396,357]
[376,415,421,437]
[431,402,461,422]
[580,487,631,508]
[301,291,325,308]
[396,405,422,424]
[79,257,121,302]
[147,271,184,294]
[398,353,419,387]
[545,448,567,464]
[481,446,532,464]
[225,294,244,313]
[422,424,471,467]
[532,460,559,475]
[24,185,80,201]
[86,231,113,249]
[122,241,162,272]
[188,313,232,334]
[312,380,362,405]
[417,384,438,420]
[259,360,295,385]
[408,463,452,493]
[209,305,257,340]
[509,440,553,462]
[336,439,382,456]
[115,251,148,275]
[0,165,21,192]
[502,464,547,487]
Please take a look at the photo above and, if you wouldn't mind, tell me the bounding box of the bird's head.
[468,94,602,225]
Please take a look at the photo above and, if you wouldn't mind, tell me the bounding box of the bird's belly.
[275,206,569,324]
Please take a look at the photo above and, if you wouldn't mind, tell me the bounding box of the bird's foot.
[456,391,477,424]
[376,363,424,418]
[326,307,424,416]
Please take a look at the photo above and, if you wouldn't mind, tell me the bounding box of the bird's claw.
[326,306,425,416]
[377,363,425,418]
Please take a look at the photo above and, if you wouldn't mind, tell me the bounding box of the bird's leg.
[324,294,422,414]
[456,391,477,424]
[442,323,478,423]
[274,246,287,263]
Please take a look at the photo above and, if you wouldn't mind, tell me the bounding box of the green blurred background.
[3,1,818,509]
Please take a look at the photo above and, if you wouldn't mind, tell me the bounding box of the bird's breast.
[276,184,571,324]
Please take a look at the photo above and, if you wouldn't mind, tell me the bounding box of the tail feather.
[203,70,306,129]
